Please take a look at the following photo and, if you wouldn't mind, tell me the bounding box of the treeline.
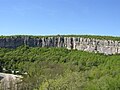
[0,46,120,90]
[0,35,120,41]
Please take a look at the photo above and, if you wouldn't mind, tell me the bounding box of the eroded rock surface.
[0,36,120,55]
[0,73,22,90]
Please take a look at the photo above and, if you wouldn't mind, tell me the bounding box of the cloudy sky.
[0,0,120,36]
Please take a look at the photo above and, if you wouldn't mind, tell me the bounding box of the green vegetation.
[0,34,120,41]
[0,46,120,90]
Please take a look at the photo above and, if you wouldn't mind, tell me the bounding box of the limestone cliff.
[0,36,120,55]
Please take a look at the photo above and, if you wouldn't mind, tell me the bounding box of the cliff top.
[0,35,120,41]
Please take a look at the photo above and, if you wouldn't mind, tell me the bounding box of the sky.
[0,0,120,36]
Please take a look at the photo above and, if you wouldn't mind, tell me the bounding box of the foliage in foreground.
[0,46,120,90]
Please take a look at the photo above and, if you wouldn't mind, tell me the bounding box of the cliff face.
[0,36,120,55]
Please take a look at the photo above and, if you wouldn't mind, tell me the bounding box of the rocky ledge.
[0,36,120,55]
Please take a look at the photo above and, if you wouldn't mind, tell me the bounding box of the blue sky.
[0,0,120,36]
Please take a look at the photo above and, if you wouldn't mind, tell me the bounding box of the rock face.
[0,36,120,55]
[0,73,22,90]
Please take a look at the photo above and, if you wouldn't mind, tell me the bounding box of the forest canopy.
[0,46,120,90]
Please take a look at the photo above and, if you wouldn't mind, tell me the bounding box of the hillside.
[0,46,120,90]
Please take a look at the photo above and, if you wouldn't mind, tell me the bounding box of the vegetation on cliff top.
[0,46,120,90]
[0,35,120,41]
